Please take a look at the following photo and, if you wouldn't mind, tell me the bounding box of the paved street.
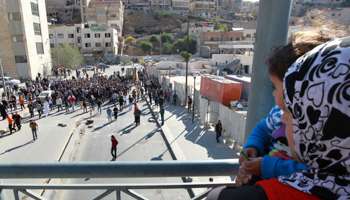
[0,64,240,200]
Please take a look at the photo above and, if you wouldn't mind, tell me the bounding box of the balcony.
[0,160,239,199]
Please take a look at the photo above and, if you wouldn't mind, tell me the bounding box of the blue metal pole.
[0,160,239,179]
[244,0,292,144]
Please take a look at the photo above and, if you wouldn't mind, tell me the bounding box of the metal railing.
[0,160,239,200]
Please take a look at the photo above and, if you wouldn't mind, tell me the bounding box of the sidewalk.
[149,99,240,184]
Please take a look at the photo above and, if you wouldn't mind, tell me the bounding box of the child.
[237,33,328,186]
[207,37,350,199]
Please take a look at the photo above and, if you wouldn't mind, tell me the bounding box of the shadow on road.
[0,140,33,155]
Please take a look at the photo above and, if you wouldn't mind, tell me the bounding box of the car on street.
[0,77,21,86]
[96,72,107,77]
[38,90,53,102]
[85,66,95,71]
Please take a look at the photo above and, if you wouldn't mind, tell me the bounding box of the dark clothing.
[206,185,268,200]
[159,98,164,107]
[188,97,192,113]
[215,122,223,143]
[113,107,118,120]
[111,137,118,160]
[173,94,177,105]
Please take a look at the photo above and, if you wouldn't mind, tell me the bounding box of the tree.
[180,51,192,62]
[140,41,153,52]
[214,18,221,30]
[161,32,173,43]
[162,12,171,17]
[173,38,184,52]
[162,42,173,55]
[124,36,135,44]
[153,10,162,20]
[219,24,228,32]
[149,35,158,43]
[51,43,83,69]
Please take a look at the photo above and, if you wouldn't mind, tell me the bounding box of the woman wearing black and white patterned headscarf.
[280,36,350,199]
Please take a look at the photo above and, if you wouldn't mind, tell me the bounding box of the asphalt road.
[54,65,191,200]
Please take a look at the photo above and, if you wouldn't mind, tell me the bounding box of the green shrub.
[162,12,171,17]
[162,42,173,55]
[153,10,162,19]
[140,41,153,52]
[161,32,173,43]
[124,36,136,44]
[149,35,158,43]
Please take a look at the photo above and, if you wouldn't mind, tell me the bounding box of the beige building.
[81,0,124,35]
[189,0,218,17]
[0,0,52,79]
[49,24,119,64]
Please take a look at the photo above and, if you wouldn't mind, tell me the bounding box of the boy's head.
[267,31,331,109]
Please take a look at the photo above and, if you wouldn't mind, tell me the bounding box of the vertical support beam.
[0,180,7,200]
[13,189,19,200]
[244,0,292,144]
[185,20,189,107]
[116,189,121,200]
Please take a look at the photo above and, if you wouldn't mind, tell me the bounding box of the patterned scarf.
[279,37,350,199]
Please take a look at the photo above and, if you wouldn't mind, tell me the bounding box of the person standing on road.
[159,95,164,108]
[113,105,118,121]
[28,101,34,118]
[128,95,133,110]
[19,97,25,110]
[111,135,118,161]
[187,96,192,113]
[215,120,222,143]
[160,106,165,126]
[134,107,142,126]
[36,102,42,118]
[56,96,62,112]
[107,107,112,122]
[30,120,38,142]
[97,99,102,114]
[43,100,50,117]
[118,95,123,111]
[0,103,7,120]
[7,114,14,134]
[14,111,21,131]
[173,92,177,106]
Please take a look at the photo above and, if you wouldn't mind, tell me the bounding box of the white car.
[0,77,21,86]
[38,90,53,102]
[85,66,95,71]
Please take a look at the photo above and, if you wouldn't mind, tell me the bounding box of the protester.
[111,135,118,161]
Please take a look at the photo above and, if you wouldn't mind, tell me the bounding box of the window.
[58,34,64,38]
[33,23,41,35]
[90,14,96,18]
[15,56,27,63]
[97,11,106,17]
[90,24,98,27]
[68,34,74,38]
[105,33,111,38]
[36,42,44,54]
[31,2,39,16]
[95,33,101,38]
[77,36,82,43]
[159,1,162,3]
[50,44,54,48]
[85,43,91,47]
[84,33,90,38]
[153,1,156,3]
[49,34,53,39]
[246,34,251,38]
[95,43,101,47]
[8,13,21,21]
[339,13,341,16]
[332,13,335,16]
[165,1,168,4]
[109,14,117,17]
[105,42,111,47]
[12,35,24,42]
[77,27,81,33]
[111,23,117,27]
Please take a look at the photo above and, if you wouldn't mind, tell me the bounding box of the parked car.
[105,57,121,65]
[96,72,107,77]
[38,90,53,102]
[97,63,109,68]
[85,66,95,71]
[0,77,21,86]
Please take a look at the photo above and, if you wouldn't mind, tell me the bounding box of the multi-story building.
[150,0,171,10]
[49,24,118,64]
[181,22,214,52]
[189,0,218,17]
[171,0,190,13]
[86,0,124,33]
[0,0,52,79]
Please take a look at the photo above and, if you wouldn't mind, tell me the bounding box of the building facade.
[189,0,218,17]
[85,0,124,34]
[49,24,118,64]
[0,0,52,79]
[171,0,190,13]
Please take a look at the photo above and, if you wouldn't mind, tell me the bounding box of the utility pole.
[52,16,61,80]
[0,59,7,100]
[185,20,189,107]
[244,0,292,144]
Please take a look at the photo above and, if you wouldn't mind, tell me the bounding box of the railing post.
[0,180,7,200]
[116,190,121,200]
